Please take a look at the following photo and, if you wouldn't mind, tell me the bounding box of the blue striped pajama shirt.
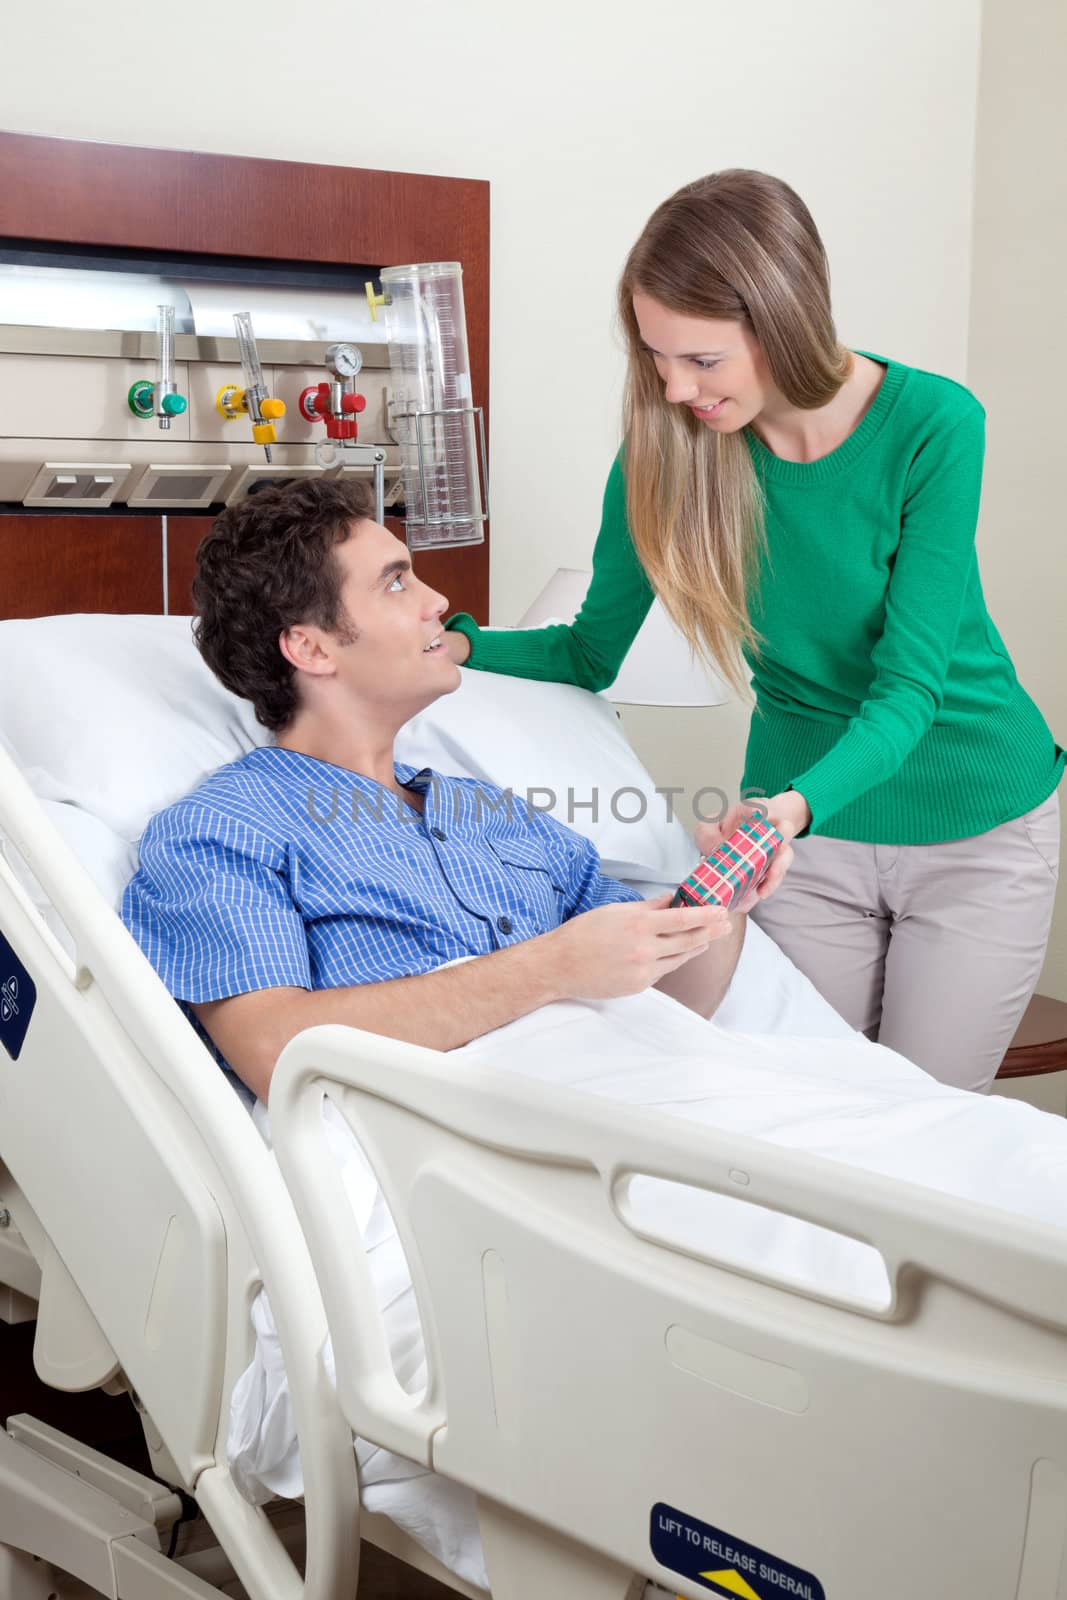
[121,747,640,1048]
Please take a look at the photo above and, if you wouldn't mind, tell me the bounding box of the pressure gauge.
[326,342,363,380]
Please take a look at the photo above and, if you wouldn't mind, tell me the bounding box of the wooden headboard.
[0,131,490,621]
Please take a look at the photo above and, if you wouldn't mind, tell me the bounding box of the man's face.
[312,518,461,719]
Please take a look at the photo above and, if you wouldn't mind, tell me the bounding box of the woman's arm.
[787,401,987,832]
[655,910,746,1018]
[445,454,656,692]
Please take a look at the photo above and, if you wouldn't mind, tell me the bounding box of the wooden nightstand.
[992,994,1067,1115]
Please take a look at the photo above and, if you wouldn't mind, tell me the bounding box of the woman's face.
[632,292,773,430]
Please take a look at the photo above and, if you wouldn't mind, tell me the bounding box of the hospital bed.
[1,612,1067,1600]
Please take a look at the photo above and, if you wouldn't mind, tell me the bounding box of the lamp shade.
[517,568,732,707]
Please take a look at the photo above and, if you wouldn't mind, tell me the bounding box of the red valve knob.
[325,416,360,440]
[340,392,367,415]
[299,383,328,423]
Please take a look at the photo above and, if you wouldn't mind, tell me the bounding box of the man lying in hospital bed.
[106,476,1067,1593]
[122,474,766,1103]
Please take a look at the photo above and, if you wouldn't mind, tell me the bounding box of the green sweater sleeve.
[790,402,987,830]
[444,453,655,692]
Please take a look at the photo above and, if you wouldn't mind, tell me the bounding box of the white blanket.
[227,920,1067,1591]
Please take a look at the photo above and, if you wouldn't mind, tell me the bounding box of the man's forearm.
[207,931,570,1100]
[294,936,567,1051]
[654,912,746,1019]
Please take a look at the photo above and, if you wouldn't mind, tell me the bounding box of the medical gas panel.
[0,261,486,550]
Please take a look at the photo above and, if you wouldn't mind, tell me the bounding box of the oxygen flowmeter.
[215,312,286,462]
[127,304,188,430]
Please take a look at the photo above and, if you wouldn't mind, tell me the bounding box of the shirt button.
[431,827,447,841]
[496,915,513,934]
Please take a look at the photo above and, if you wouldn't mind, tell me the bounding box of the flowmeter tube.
[234,311,266,397]
[215,312,285,461]
[128,304,187,428]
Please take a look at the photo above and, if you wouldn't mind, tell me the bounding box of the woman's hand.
[692,788,810,910]
[762,788,812,842]
[442,629,471,665]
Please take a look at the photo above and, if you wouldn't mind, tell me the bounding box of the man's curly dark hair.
[193,475,377,732]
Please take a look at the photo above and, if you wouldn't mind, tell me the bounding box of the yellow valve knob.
[216,384,246,419]
[365,281,386,323]
[252,421,278,447]
[260,397,286,421]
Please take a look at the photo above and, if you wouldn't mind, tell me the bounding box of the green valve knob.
[161,393,188,417]
[127,380,155,419]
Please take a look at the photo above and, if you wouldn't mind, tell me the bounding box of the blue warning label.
[0,930,36,1061]
[651,1502,825,1600]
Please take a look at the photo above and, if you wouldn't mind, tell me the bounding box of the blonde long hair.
[619,169,852,697]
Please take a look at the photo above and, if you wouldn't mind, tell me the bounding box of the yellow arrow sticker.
[700,1570,762,1600]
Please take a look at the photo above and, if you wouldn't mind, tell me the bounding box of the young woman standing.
[443,170,1063,1092]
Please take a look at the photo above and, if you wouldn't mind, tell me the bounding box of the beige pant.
[750,791,1062,1092]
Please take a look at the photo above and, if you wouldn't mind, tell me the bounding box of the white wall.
[968,0,1067,1001]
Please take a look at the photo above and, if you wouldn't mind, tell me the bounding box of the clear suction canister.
[379,261,487,549]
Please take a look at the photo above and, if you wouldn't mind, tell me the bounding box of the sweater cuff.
[790,726,886,834]
[444,612,480,656]
[445,612,574,681]
[444,612,512,673]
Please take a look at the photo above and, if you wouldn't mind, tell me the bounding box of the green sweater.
[446,352,1064,844]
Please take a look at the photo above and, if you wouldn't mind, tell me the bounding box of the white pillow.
[0,614,697,888]
[0,793,138,960]
[0,614,269,841]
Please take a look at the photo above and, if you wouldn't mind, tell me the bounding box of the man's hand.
[693,789,808,909]
[542,892,731,1000]
[442,629,471,665]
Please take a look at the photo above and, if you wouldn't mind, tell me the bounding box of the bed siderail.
[0,740,372,1600]
[269,1023,1067,1600]
[3,696,1067,1599]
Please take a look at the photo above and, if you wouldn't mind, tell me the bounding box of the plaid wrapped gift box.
[672,817,784,910]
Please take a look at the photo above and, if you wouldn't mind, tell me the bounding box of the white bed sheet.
[228,918,1067,1592]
